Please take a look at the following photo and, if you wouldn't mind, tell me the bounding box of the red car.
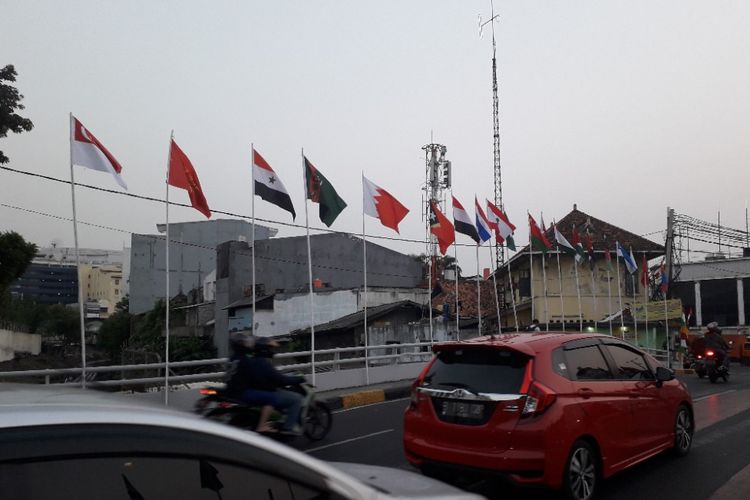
[403,333,694,500]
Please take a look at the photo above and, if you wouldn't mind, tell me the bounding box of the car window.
[564,345,613,380]
[605,344,654,380]
[0,456,329,500]
[423,348,529,393]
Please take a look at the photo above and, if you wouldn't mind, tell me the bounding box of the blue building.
[10,262,79,305]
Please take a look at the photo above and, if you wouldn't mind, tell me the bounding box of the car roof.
[435,332,612,355]
[0,384,365,496]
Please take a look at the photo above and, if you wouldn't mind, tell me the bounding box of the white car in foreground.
[0,385,480,500]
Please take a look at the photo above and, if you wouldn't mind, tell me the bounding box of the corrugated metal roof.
[676,257,750,281]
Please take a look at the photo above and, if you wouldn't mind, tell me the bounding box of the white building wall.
[252,287,429,338]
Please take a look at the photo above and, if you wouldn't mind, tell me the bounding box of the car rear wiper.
[438,382,480,396]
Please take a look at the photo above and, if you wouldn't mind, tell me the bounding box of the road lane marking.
[332,397,409,414]
[304,429,395,453]
[694,389,736,402]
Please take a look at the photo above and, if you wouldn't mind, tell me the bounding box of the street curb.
[322,383,412,411]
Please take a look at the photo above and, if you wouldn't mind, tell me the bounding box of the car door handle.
[577,388,593,399]
[628,390,640,398]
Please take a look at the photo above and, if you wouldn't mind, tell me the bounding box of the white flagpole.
[454,242,460,340]
[428,254,434,344]
[69,113,87,388]
[607,267,613,336]
[505,246,519,332]
[541,251,549,331]
[643,253,649,347]
[476,244,482,336]
[555,236,566,331]
[488,242,501,333]
[251,144,256,334]
[631,274,639,345]
[164,130,174,405]
[616,249,624,332]
[529,243,535,325]
[574,258,583,332]
[362,176,369,384]
[302,149,316,385]
[590,253,598,327]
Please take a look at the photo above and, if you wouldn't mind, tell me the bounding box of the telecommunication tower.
[422,143,451,265]
[479,2,503,267]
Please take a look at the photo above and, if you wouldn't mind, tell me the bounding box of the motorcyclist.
[704,322,730,371]
[226,334,305,434]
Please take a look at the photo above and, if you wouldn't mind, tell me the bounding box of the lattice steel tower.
[480,2,503,267]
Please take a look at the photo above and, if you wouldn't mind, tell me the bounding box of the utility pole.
[665,207,675,298]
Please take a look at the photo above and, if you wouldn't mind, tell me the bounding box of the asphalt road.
[294,365,750,500]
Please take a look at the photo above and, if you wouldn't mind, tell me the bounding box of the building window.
[115,279,120,285]
[115,290,119,296]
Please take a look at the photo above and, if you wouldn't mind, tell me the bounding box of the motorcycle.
[703,349,730,383]
[691,352,707,379]
[194,381,333,441]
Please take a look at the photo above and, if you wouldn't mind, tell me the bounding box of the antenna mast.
[422,143,451,279]
[480,1,503,267]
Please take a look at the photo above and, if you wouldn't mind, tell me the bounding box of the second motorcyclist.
[704,322,731,372]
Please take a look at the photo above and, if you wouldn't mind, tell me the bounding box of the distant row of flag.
[70,115,516,243]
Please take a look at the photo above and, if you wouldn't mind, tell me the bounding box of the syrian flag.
[253,148,296,220]
[168,139,211,218]
[362,175,409,233]
[474,197,492,243]
[529,213,552,252]
[616,241,637,274]
[304,156,347,227]
[70,116,127,190]
[554,223,578,258]
[486,200,516,250]
[452,196,479,243]
[430,201,455,255]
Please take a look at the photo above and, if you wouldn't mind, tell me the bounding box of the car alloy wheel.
[673,405,693,456]
[565,440,598,500]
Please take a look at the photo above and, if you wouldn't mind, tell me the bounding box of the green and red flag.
[528,213,552,253]
[304,156,347,227]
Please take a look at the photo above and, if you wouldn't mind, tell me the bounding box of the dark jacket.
[226,354,304,394]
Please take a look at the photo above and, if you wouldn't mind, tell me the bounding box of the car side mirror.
[655,366,674,386]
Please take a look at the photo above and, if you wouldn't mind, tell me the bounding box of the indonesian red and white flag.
[70,116,127,190]
[362,175,409,233]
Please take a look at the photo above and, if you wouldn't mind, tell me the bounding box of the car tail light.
[522,381,556,417]
[697,355,703,359]
[706,350,715,357]
[409,358,435,410]
[199,388,218,395]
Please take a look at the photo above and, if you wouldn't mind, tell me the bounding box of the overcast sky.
[3,0,750,271]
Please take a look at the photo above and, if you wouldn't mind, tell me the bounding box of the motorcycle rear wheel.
[304,401,332,441]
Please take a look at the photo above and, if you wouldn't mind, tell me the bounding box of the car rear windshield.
[423,348,529,394]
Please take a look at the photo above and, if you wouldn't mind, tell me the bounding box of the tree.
[0,65,34,164]
[0,231,37,293]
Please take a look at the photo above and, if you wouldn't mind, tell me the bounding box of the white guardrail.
[0,343,675,389]
[0,342,436,388]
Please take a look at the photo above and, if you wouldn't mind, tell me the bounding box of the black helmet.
[229,333,255,354]
[254,337,279,358]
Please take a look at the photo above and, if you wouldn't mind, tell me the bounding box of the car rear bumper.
[404,411,567,489]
